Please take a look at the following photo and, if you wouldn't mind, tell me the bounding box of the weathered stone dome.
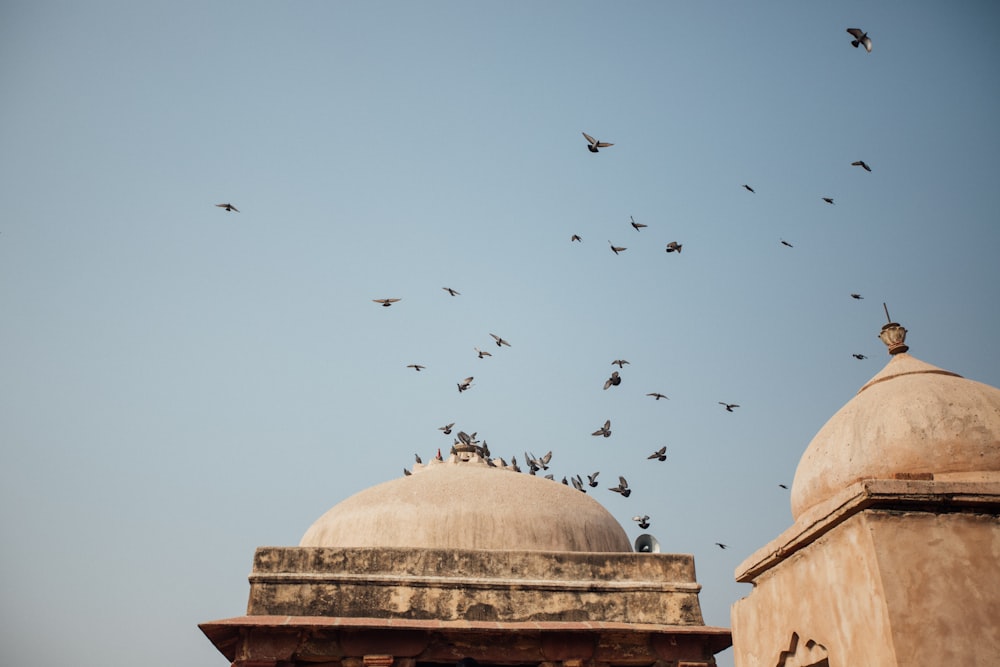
[300,456,633,552]
[791,351,1000,519]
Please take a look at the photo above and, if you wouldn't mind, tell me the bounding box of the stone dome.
[300,455,633,552]
[791,351,1000,519]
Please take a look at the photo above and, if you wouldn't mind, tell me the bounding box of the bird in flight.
[582,132,613,153]
[457,377,474,393]
[592,419,612,438]
[475,347,492,359]
[665,241,683,254]
[406,364,425,371]
[780,239,794,248]
[852,160,872,172]
[851,293,864,300]
[489,333,511,347]
[630,216,647,231]
[633,515,651,529]
[373,298,401,307]
[609,241,627,255]
[853,353,868,360]
[779,484,789,490]
[612,359,630,368]
[822,197,835,205]
[439,422,454,435]
[719,402,740,412]
[609,476,631,497]
[846,28,872,53]
[603,371,622,390]
[215,203,239,212]
[742,184,755,193]
[587,471,600,487]
[647,392,669,401]
[571,234,582,242]
[647,446,667,462]
[442,287,460,296]
[715,542,729,550]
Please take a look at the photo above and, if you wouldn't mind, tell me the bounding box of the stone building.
[731,322,1000,666]
[200,442,731,667]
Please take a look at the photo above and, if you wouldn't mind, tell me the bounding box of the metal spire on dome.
[878,303,909,355]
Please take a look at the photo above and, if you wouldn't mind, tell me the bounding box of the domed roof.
[791,349,1000,520]
[300,455,633,552]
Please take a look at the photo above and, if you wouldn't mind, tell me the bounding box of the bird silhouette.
[609,476,631,497]
[603,371,622,390]
[846,28,872,53]
[742,184,755,193]
[822,197,835,205]
[780,239,793,248]
[571,234,582,242]
[779,484,789,490]
[373,298,401,307]
[852,160,872,172]
[587,471,600,487]
[439,422,454,435]
[647,446,667,462]
[457,377,474,393]
[719,402,740,412]
[630,216,647,231]
[665,241,683,254]
[215,203,239,212]
[609,241,627,255]
[571,475,587,493]
[582,132,613,152]
[715,542,729,549]
[853,353,867,360]
[489,333,511,347]
[414,453,423,464]
[647,392,669,401]
[633,515,650,529]
[612,359,630,368]
[403,468,412,476]
[592,419,612,437]
[475,347,492,359]
[442,287,460,296]
[407,364,425,371]
[851,293,864,300]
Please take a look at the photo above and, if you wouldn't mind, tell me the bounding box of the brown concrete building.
[731,323,1000,666]
[200,442,731,667]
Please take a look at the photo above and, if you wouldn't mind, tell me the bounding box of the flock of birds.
[213,27,879,552]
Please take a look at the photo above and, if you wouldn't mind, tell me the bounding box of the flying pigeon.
[587,471,600,487]
[719,402,740,412]
[846,28,872,53]
[603,371,622,390]
[215,203,239,212]
[612,359,630,368]
[373,298,401,307]
[571,234,582,242]
[647,392,669,401]
[490,333,511,347]
[582,132,613,153]
[665,241,683,254]
[633,515,651,529]
[609,241,627,255]
[571,475,586,493]
[475,347,492,359]
[780,239,793,248]
[592,419,612,438]
[442,287,460,296]
[407,364,425,371]
[647,446,667,462]
[742,184,755,193]
[853,353,867,360]
[715,542,729,549]
[630,216,647,231]
[852,160,872,172]
[822,197,835,205]
[457,377,474,393]
[439,422,454,435]
[609,476,631,497]
[851,293,864,300]
[779,484,789,489]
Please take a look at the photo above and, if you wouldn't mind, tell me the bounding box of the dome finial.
[878,303,909,355]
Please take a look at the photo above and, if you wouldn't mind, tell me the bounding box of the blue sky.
[2,3,999,666]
